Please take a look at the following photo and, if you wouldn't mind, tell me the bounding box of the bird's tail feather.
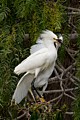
[12,73,34,104]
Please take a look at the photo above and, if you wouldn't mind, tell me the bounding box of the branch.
[14,111,26,120]
[43,87,78,94]
[69,78,79,86]
[49,78,68,84]
[64,93,76,100]
[63,6,80,12]
[72,76,80,82]
[57,60,65,70]
[61,62,76,76]
[55,64,63,72]
[65,112,74,115]
[66,12,80,15]
[65,47,75,61]
[49,94,63,103]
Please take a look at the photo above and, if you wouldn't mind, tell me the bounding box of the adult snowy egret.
[12,30,63,104]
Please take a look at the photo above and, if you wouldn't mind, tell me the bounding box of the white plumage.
[12,30,63,104]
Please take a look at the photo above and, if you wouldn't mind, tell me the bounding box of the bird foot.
[36,96,46,103]
[39,97,46,103]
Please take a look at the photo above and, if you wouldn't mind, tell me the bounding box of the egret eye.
[53,38,56,40]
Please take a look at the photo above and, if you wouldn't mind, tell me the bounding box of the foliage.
[9,100,67,120]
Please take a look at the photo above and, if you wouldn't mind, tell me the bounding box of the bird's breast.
[48,49,57,64]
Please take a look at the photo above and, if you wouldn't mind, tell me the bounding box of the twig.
[67,49,79,55]
[64,93,76,100]
[65,47,75,61]
[57,60,65,70]
[55,64,63,72]
[69,78,78,86]
[72,76,80,82]
[44,87,78,94]
[54,68,59,76]
[63,6,80,12]
[49,76,58,82]
[67,12,80,15]
[65,112,74,115]
[49,94,63,103]
[49,78,68,84]
[61,62,76,75]
[16,111,26,120]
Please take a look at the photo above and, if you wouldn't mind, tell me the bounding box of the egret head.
[53,33,63,49]
[40,30,58,41]
[39,30,63,50]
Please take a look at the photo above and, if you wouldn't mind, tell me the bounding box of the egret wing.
[30,38,45,54]
[12,73,34,104]
[30,44,45,54]
[14,48,48,75]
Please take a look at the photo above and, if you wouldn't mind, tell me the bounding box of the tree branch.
[44,87,78,94]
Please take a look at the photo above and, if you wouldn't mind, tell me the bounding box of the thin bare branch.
[72,76,80,82]
[65,112,74,115]
[64,93,76,100]
[55,64,63,72]
[44,87,78,94]
[49,94,63,103]
[63,6,80,12]
[65,47,76,61]
[14,111,26,120]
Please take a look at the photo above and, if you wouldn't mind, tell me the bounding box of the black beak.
[56,39,63,44]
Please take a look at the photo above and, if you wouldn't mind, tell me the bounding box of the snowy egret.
[12,30,63,104]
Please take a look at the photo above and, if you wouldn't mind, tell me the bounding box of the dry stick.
[63,6,80,12]
[14,111,26,120]
[62,79,77,98]
[72,76,80,82]
[72,50,79,57]
[49,94,63,103]
[67,49,79,55]
[69,78,79,86]
[65,71,78,85]
[64,92,76,100]
[57,60,65,70]
[49,76,58,82]
[43,87,78,94]
[66,12,80,15]
[60,62,76,76]
[64,70,78,98]
[65,47,75,61]
[65,112,74,115]
[49,78,68,84]
[55,64,63,72]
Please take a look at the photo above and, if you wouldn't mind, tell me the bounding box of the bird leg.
[31,78,42,98]
[31,79,46,102]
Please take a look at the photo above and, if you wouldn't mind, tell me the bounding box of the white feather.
[30,30,58,54]
[12,73,34,104]
[30,44,45,54]
[30,37,45,54]
[14,48,49,75]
